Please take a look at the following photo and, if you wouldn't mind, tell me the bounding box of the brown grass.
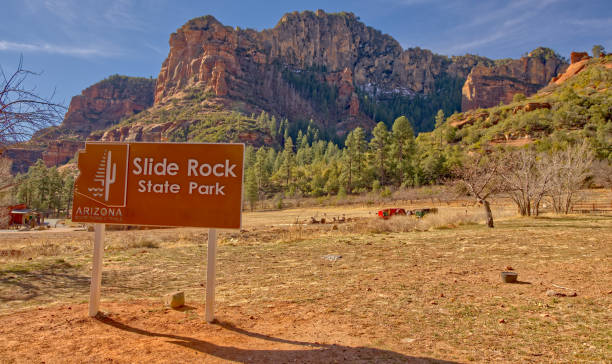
[353,205,516,233]
[0,207,611,363]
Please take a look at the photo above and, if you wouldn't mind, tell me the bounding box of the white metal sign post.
[88,225,219,320]
[89,223,106,317]
[205,228,217,323]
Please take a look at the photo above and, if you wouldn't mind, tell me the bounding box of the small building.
[9,205,43,227]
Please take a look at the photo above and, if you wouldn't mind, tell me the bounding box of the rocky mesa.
[4,10,574,174]
[461,48,567,111]
[151,11,487,136]
[77,11,569,144]
[58,75,155,139]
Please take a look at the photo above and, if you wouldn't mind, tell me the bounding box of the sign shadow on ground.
[97,315,460,363]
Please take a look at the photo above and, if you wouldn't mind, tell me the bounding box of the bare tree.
[499,148,553,216]
[452,153,502,228]
[1,56,65,146]
[0,158,13,228]
[591,159,612,190]
[548,142,594,214]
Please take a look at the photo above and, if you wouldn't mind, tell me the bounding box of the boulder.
[164,291,185,308]
[570,52,590,64]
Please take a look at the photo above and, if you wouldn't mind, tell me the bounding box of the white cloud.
[103,0,146,30]
[0,40,117,57]
[442,0,563,55]
[458,0,561,29]
[143,42,166,55]
[566,17,612,28]
[445,30,508,55]
[384,0,436,5]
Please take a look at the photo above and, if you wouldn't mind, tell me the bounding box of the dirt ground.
[0,204,611,363]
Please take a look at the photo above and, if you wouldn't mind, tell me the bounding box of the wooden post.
[205,228,217,323]
[89,223,105,317]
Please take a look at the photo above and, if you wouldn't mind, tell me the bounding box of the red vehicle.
[377,208,407,219]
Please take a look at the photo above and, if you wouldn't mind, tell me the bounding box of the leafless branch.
[0,56,66,146]
[548,142,594,214]
[450,152,503,227]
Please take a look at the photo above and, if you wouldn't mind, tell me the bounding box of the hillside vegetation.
[424,56,612,160]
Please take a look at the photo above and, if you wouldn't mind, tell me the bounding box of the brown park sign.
[72,142,244,229]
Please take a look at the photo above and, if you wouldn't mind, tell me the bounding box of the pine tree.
[62,172,75,217]
[391,116,415,186]
[342,132,356,192]
[280,136,295,189]
[245,167,258,211]
[254,147,270,202]
[324,162,340,195]
[244,145,256,170]
[369,122,390,186]
[47,167,63,214]
[268,115,277,141]
[592,44,605,58]
[434,110,445,149]
[343,127,366,192]
[29,160,50,210]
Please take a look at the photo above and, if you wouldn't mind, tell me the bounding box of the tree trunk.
[482,200,494,228]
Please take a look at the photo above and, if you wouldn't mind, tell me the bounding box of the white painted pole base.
[89,223,105,317]
[205,228,217,323]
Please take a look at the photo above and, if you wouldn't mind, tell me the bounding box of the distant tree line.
[281,64,463,136]
[243,115,463,209]
[12,160,75,217]
[357,74,464,134]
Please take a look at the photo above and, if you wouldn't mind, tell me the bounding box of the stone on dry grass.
[164,291,185,308]
[546,290,578,297]
[322,254,342,262]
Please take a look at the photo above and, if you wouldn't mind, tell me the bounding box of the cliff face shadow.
[98,315,459,364]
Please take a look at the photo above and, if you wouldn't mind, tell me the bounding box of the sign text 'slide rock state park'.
[72,142,244,229]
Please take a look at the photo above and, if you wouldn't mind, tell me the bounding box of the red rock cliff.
[61,75,155,138]
[0,147,43,175]
[155,11,490,104]
[41,140,84,167]
[461,48,567,111]
[153,11,483,134]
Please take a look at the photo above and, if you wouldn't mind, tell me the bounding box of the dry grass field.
[0,203,611,363]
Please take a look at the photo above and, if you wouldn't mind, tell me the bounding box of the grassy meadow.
[0,201,611,363]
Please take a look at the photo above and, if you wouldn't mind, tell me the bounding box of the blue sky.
[1,0,610,109]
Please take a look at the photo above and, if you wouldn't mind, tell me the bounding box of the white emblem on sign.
[89,150,116,201]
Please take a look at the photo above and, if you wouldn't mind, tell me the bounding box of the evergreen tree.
[280,118,289,144]
[15,173,33,206]
[245,167,258,211]
[434,109,445,128]
[47,167,63,214]
[391,116,415,186]
[434,110,446,148]
[343,127,367,192]
[309,162,326,196]
[324,161,340,195]
[254,147,270,202]
[592,44,605,58]
[63,172,75,217]
[29,160,50,210]
[279,136,295,190]
[244,145,256,170]
[420,150,446,184]
[268,115,277,141]
[14,159,76,216]
[368,122,391,185]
